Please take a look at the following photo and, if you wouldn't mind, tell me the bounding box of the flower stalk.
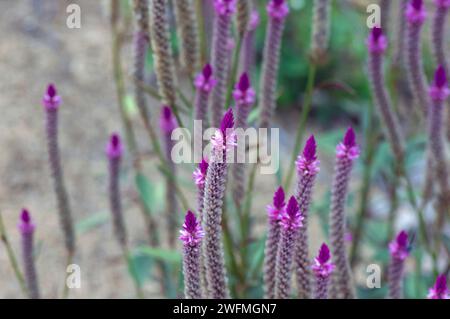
[427,274,449,299]
[388,231,410,299]
[312,243,335,299]
[310,0,331,65]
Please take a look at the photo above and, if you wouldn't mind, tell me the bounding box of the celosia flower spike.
[388,231,410,299]
[275,196,303,299]
[180,211,204,299]
[310,0,331,64]
[18,209,40,299]
[427,274,449,299]
[240,10,260,74]
[312,243,335,299]
[295,135,320,298]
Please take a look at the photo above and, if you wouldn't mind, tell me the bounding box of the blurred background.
[0,0,447,298]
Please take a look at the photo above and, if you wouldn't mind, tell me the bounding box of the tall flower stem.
[312,243,335,299]
[0,211,27,296]
[283,64,317,190]
[388,231,410,299]
[329,128,360,299]
[19,209,40,299]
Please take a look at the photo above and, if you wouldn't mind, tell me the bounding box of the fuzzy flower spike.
[18,209,40,299]
[232,73,255,208]
[259,0,289,128]
[431,0,450,76]
[240,9,260,74]
[294,135,320,298]
[329,127,359,299]
[194,64,216,136]
[388,230,410,299]
[367,27,405,163]
[275,196,303,299]
[180,211,205,299]
[160,106,178,248]
[263,186,286,299]
[427,66,450,228]
[310,0,331,64]
[312,243,335,299]
[106,133,127,247]
[203,109,235,299]
[42,84,75,259]
[209,0,237,127]
[405,0,429,116]
[428,274,449,299]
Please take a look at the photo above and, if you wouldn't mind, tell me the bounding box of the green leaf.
[124,94,138,118]
[249,236,267,279]
[76,211,109,235]
[127,252,154,285]
[133,246,182,265]
[135,173,155,215]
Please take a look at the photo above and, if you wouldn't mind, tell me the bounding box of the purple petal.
[434,65,447,88]
[435,274,447,292]
[47,84,57,98]
[273,186,285,209]
[203,63,213,79]
[286,196,299,218]
[220,108,234,133]
[303,135,317,161]
[21,209,31,224]
[199,158,209,175]
[317,243,331,264]
[396,230,408,248]
[372,27,383,41]
[184,211,198,232]
[411,0,423,10]
[343,127,356,148]
[238,73,250,92]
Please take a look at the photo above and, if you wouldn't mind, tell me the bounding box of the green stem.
[0,211,27,297]
[283,64,317,191]
[123,246,145,298]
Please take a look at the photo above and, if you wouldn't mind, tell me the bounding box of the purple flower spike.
[179,211,205,246]
[106,133,123,159]
[267,0,289,20]
[233,72,256,106]
[312,243,335,299]
[296,135,320,176]
[280,196,303,230]
[194,63,217,93]
[388,230,410,299]
[336,127,360,160]
[367,27,388,54]
[214,0,237,16]
[264,186,286,298]
[42,84,62,110]
[193,158,209,187]
[212,109,236,154]
[18,209,40,299]
[434,0,450,7]
[180,211,204,299]
[429,66,450,101]
[266,186,286,222]
[159,105,177,133]
[428,274,449,299]
[406,0,427,24]
[275,196,303,299]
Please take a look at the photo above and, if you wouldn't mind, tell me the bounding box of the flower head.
[42,83,62,110]
[312,243,335,277]
[267,0,289,20]
[406,0,427,24]
[214,0,237,16]
[336,127,360,160]
[18,209,35,234]
[233,73,256,106]
[159,106,177,133]
[389,230,410,260]
[193,158,209,187]
[249,10,260,31]
[296,135,320,176]
[106,133,123,159]
[280,196,303,230]
[179,211,205,246]
[429,65,450,101]
[428,274,449,299]
[367,27,388,54]
[194,64,217,93]
[434,0,450,8]
[266,186,286,222]
[211,109,236,152]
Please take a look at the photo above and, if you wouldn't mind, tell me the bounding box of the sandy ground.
[0,0,363,298]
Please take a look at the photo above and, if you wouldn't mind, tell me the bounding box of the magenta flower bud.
[195,64,217,93]
[275,196,303,299]
[43,84,75,257]
[428,274,449,299]
[193,158,209,188]
[312,243,335,299]
[233,72,256,106]
[388,231,410,299]
[295,135,320,299]
[214,0,237,16]
[429,65,450,101]
[267,0,289,20]
[18,209,40,299]
[180,211,205,299]
[42,84,62,110]
[406,0,427,24]
[367,27,388,54]
[211,108,237,156]
[264,187,286,299]
[159,105,177,134]
[106,133,123,159]
[329,128,359,299]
